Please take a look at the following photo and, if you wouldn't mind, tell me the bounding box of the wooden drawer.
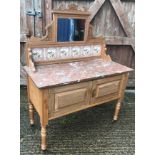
[94,80,120,97]
[91,75,122,104]
[48,81,92,118]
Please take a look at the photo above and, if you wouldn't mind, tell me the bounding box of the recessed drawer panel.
[48,81,92,118]
[95,81,120,98]
[91,75,122,105]
[55,88,87,110]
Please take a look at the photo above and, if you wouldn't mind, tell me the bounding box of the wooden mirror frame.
[51,10,90,43]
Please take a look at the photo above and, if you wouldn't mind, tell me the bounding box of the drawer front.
[48,81,92,118]
[55,88,88,110]
[94,81,120,98]
[91,75,122,104]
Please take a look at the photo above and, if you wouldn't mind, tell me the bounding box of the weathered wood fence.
[20,0,135,87]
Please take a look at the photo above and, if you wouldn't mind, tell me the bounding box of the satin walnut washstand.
[24,4,133,150]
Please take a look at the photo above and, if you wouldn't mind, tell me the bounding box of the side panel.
[28,77,43,116]
[28,77,48,125]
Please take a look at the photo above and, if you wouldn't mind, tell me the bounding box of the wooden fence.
[20,0,135,87]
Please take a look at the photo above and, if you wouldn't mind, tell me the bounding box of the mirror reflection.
[57,18,85,42]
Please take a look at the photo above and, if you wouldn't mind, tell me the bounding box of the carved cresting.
[40,21,53,41]
[57,3,87,12]
[28,48,36,72]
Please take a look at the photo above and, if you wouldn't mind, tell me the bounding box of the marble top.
[24,58,133,88]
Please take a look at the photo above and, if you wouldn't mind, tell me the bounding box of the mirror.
[57,18,86,42]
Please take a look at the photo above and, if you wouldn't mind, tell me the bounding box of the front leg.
[41,126,47,150]
[29,102,35,125]
[113,99,122,121]
[113,73,128,121]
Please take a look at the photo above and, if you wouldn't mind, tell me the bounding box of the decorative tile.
[72,46,81,57]
[32,48,44,61]
[32,44,101,62]
[92,45,101,56]
[46,48,57,60]
[83,46,91,57]
[59,47,70,58]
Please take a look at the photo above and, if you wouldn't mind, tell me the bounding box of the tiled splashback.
[32,45,101,62]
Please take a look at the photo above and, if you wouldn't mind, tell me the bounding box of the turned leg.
[113,100,122,121]
[41,126,47,150]
[29,102,35,125]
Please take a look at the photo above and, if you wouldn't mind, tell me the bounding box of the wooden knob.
[28,48,31,52]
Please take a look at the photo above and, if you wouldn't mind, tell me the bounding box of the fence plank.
[105,36,133,45]
[20,0,29,42]
[45,0,52,26]
[91,0,126,37]
[25,0,35,36]
[88,0,106,21]
[110,0,133,37]
[34,0,44,37]
[122,1,135,35]
[105,36,135,51]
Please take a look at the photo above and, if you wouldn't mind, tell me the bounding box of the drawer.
[55,88,88,110]
[48,81,92,118]
[94,80,120,98]
[91,75,122,104]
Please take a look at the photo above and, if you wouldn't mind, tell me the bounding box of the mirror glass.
[57,18,85,42]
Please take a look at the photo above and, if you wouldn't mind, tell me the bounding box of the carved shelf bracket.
[28,48,36,72]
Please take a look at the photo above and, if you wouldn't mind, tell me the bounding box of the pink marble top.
[24,58,133,88]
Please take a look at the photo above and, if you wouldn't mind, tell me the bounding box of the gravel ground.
[20,86,135,155]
